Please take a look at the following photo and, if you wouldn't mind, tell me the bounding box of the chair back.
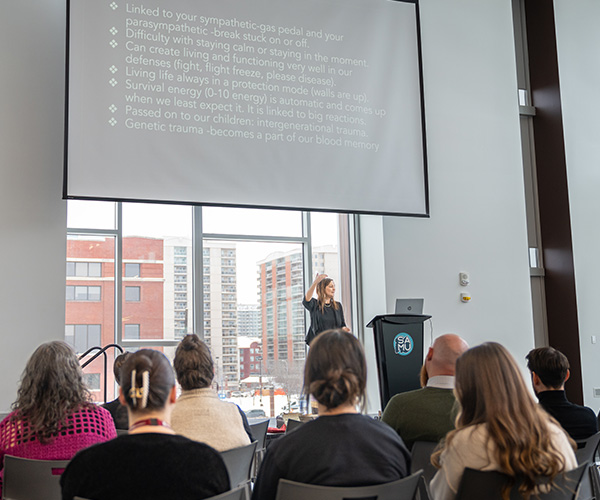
[410,441,439,482]
[455,462,589,500]
[3,455,70,500]
[205,484,251,500]
[574,434,600,500]
[285,419,304,434]
[220,441,258,488]
[274,470,422,500]
[249,419,269,479]
[576,432,600,464]
[249,419,269,449]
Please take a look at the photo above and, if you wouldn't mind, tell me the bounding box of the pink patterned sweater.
[0,406,116,495]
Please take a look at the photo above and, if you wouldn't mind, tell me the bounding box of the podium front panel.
[369,315,428,408]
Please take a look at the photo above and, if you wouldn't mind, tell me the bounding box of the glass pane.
[75,262,88,277]
[67,200,116,230]
[122,203,193,343]
[124,324,140,340]
[65,325,74,346]
[74,325,87,353]
[203,239,306,417]
[66,234,116,351]
[202,207,303,237]
[66,262,75,276]
[124,263,140,278]
[88,262,102,277]
[66,286,75,301]
[88,286,101,301]
[309,211,341,295]
[125,286,140,302]
[89,325,101,347]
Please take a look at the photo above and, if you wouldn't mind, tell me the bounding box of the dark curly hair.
[12,341,92,443]
[303,329,366,411]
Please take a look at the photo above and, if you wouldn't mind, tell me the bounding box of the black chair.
[285,418,304,434]
[220,441,258,489]
[455,462,589,500]
[274,470,422,500]
[576,432,600,464]
[575,432,600,500]
[411,441,439,482]
[249,419,269,479]
[3,455,70,500]
[205,483,251,500]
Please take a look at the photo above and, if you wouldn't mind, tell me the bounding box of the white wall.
[554,0,600,411]
[0,0,67,410]
[378,0,535,381]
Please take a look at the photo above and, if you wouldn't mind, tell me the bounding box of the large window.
[66,201,351,411]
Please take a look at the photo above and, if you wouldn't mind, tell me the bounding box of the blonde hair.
[433,342,574,500]
[316,278,339,313]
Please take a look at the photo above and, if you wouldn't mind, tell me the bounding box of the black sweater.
[61,433,230,500]
[537,390,598,441]
[251,413,411,500]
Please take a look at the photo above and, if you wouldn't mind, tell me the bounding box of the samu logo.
[393,333,413,356]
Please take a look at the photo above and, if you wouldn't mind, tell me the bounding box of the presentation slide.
[66,0,428,216]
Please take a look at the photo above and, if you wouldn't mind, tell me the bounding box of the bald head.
[426,334,469,377]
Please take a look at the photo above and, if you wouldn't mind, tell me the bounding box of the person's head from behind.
[445,342,571,498]
[113,351,131,386]
[526,347,570,394]
[303,329,366,413]
[420,333,469,387]
[14,341,91,442]
[173,334,214,391]
[119,349,175,417]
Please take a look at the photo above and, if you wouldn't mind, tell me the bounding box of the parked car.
[245,409,266,419]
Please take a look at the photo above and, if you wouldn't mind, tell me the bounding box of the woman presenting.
[303,273,349,345]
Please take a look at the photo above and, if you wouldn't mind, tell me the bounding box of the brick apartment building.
[66,236,164,399]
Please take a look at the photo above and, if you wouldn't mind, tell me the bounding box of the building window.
[125,286,140,302]
[123,325,140,340]
[124,324,140,340]
[83,373,101,391]
[124,263,140,277]
[65,324,101,353]
[67,261,102,277]
[66,285,101,301]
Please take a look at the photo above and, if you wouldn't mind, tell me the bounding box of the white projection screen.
[65,0,428,216]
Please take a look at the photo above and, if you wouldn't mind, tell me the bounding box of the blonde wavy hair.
[432,342,575,500]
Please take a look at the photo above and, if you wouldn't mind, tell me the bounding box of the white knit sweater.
[171,388,251,452]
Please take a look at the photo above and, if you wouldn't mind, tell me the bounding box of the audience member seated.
[101,352,131,430]
[251,329,411,500]
[0,341,116,496]
[526,346,598,441]
[61,349,229,500]
[430,342,577,500]
[382,334,468,449]
[171,334,252,451]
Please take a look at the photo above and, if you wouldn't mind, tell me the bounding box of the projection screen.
[65,0,428,216]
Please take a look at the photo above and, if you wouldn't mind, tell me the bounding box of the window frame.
[67,203,355,354]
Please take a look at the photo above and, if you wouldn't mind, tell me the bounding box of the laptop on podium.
[394,298,424,315]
